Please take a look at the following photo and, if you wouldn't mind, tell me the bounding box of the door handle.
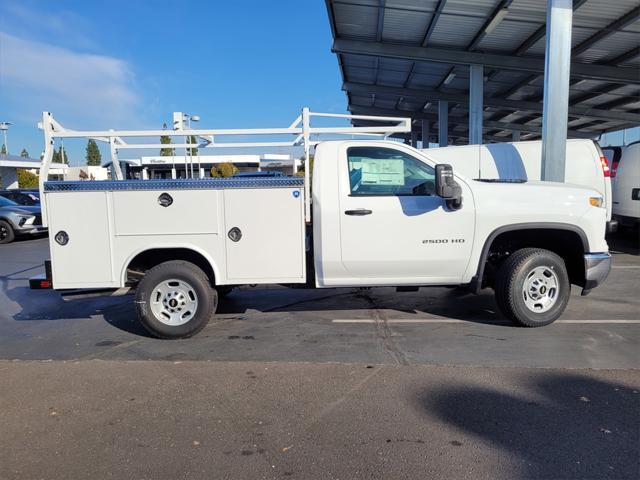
[344,209,372,216]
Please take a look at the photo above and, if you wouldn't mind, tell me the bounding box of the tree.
[17,169,39,188]
[160,123,174,156]
[1,144,6,155]
[187,135,198,156]
[59,146,69,164]
[85,139,102,166]
[20,149,29,158]
[210,162,238,178]
[296,154,314,177]
[53,146,69,164]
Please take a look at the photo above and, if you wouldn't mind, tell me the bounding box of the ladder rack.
[39,108,411,223]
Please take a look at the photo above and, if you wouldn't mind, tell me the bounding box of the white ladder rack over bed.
[38,108,411,224]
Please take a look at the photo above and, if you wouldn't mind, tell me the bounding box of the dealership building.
[0,154,67,189]
[114,153,300,179]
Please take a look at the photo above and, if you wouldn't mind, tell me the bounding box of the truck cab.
[313,141,475,286]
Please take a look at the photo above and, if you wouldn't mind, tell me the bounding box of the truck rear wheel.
[495,248,570,327]
[135,260,217,339]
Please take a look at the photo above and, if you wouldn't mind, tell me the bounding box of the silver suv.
[0,195,47,244]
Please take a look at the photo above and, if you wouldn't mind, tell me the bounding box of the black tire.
[135,260,217,339]
[0,220,15,244]
[495,248,570,327]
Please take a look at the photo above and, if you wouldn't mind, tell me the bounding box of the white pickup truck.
[31,110,611,338]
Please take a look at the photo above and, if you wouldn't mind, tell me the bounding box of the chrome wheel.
[149,279,199,326]
[522,266,559,313]
[0,224,8,241]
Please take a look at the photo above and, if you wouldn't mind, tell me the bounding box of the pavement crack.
[357,291,409,366]
[309,364,386,425]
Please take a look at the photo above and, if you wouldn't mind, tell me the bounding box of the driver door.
[337,145,474,285]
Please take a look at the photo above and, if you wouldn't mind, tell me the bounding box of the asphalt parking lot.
[1,232,639,479]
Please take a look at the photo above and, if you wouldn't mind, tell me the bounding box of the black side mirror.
[435,164,462,210]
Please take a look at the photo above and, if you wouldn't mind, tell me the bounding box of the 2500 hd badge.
[422,238,466,244]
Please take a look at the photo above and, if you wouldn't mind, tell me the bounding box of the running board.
[60,287,133,301]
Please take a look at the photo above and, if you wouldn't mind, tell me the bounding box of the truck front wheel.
[135,260,217,339]
[495,248,570,327]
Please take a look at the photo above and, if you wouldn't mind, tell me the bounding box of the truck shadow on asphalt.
[2,279,152,337]
[217,287,512,326]
[5,279,512,338]
[416,372,640,479]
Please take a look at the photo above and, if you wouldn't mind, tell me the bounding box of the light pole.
[183,114,200,178]
[0,122,12,155]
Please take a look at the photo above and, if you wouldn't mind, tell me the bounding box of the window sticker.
[360,158,405,186]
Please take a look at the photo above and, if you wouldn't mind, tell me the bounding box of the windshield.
[0,196,19,207]
[7,193,38,205]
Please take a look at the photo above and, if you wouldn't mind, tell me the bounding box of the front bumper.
[582,252,612,295]
[15,225,47,235]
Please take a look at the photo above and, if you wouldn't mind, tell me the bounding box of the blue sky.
[1,0,637,165]
[0,0,347,164]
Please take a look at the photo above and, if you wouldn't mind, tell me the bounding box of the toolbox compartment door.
[46,191,113,287]
[224,188,305,282]
[112,190,219,236]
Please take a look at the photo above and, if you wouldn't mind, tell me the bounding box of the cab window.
[347,146,435,196]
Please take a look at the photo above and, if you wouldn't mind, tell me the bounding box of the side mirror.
[435,164,462,210]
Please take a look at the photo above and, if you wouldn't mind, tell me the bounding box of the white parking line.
[333,319,466,324]
[555,320,640,324]
[612,265,640,269]
[332,319,640,324]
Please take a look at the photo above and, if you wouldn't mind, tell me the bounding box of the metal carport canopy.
[325,0,640,145]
